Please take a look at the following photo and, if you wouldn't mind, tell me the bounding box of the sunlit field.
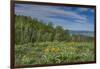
[15,41,94,65]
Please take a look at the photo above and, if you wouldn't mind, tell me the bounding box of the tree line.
[15,15,93,45]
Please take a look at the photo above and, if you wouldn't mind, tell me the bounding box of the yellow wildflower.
[44,48,49,53]
[51,47,60,52]
[51,47,55,52]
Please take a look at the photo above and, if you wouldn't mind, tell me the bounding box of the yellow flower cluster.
[44,48,49,52]
[67,42,79,46]
[44,47,60,53]
[51,47,60,52]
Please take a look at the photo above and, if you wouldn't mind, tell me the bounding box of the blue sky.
[15,4,94,31]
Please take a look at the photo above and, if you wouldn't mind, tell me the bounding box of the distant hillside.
[65,30,94,37]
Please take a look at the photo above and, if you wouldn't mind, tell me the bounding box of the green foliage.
[15,42,95,65]
[15,15,71,44]
[15,15,94,65]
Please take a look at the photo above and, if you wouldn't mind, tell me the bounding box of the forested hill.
[15,15,93,45]
[15,15,70,44]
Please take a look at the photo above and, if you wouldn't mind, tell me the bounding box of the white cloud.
[15,4,93,31]
[77,7,89,12]
[15,4,87,21]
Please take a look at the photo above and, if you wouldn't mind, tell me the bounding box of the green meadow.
[15,15,95,65]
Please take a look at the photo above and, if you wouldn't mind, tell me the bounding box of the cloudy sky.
[15,3,94,31]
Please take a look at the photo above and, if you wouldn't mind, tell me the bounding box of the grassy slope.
[15,15,94,65]
[15,41,94,65]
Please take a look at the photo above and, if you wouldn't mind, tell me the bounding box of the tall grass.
[15,41,94,65]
